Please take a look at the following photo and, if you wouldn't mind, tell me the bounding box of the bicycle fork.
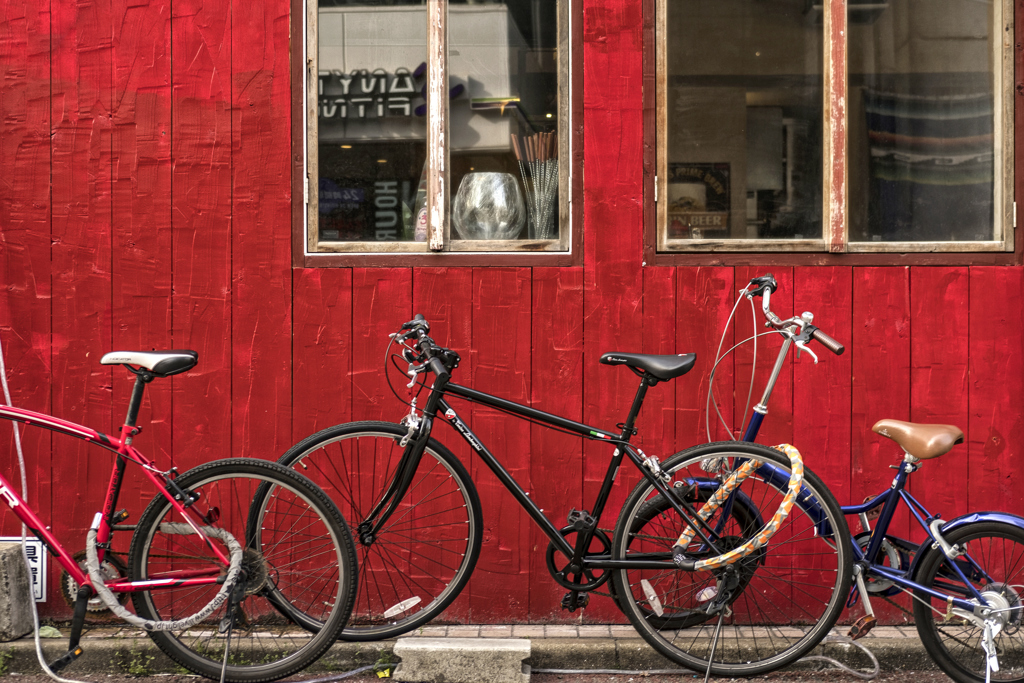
[357,416,432,546]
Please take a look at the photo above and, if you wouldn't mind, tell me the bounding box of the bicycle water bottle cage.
[747,274,778,297]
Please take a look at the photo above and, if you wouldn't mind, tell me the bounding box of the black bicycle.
[273,314,854,676]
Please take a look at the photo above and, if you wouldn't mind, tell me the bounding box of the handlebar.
[395,315,455,383]
[745,274,845,357]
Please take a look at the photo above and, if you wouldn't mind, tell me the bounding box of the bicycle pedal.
[560,591,589,612]
[847,614,877,640]
[567,508,595,532]
[48,646,83,673]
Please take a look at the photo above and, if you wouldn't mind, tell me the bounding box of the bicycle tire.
[128,459,358,682]
[610,440,853,677]
[276,421,482,641]
[913,521,1024,683]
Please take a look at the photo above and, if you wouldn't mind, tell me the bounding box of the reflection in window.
[449,2,559,243]
[848,0,999,243]
[662,0,823,244]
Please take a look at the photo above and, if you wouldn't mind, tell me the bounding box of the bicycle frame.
[371,376,733,577]
[0,403,233,593]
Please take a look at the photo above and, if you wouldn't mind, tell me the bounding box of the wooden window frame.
[643,0,1020,267]
[293,0,583,268]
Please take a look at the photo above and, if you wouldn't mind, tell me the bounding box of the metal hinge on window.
[654,176,658,203]
[1014,201,1017,229]
[305,176,310,205]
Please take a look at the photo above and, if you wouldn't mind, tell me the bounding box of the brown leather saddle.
[872,419,964,460]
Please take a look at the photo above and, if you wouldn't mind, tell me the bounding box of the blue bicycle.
[724,274,1024,683]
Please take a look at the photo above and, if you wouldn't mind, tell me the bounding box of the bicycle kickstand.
[703,610,726,683]
[847,565,877,640]
[217,572,248,683]
[982,619,1001,683]
[48,585,91,673]
[701,567,739,683]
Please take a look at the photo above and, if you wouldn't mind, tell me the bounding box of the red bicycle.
[0,349,357,682]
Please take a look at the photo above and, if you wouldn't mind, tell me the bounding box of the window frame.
[293,0,584,267]
[643,0,1019,266]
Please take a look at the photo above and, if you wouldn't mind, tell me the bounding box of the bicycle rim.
[129,459,356,682]
[611,441,852,677]
[279,421,482,641]
[913,522,1024,683]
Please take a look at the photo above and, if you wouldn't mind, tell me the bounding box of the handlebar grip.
[427,356,450,382]
[812,328,845,356]
[402,314,430,334]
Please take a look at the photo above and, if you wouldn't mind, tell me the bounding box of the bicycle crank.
[545,524,612,592]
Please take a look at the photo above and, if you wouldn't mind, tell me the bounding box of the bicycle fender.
[906,511,1024,580]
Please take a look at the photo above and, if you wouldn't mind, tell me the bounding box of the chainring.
[60,549,130,613]
[545,526,612,591]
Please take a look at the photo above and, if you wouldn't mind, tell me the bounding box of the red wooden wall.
[0,0,1022,624]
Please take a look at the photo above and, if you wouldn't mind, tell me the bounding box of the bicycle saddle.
[871,419,964,460]
[599,352,696,381]
[100,350,199,377]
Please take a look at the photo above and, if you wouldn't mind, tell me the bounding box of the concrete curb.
[0,629,934,676]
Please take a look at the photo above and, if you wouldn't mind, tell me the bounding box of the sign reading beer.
[666,163,730,239]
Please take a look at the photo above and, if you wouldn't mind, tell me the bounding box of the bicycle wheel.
[610,441,853,677]
[913,521,1024,683]
[128,459,357,682]
[277,421,482,641]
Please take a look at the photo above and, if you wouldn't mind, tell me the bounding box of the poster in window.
[667,163,730,239]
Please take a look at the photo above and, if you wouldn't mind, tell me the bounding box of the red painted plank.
[170,0,233,480]
[292,268,353,438]
[675,267,735,447]
[412,267,474,623]
[351,269,411,423]
[0,0,53,572]
[528,268,585,622]
[909,268,969,523]
[231,0,292,462]
[792,268,852,621]
[793,267,852,505]
[582,0,645,623]
[110,0,173,535]
[851,267,911,624]
[468,268,532,622]
[640,266,675,461]
[49,0,115,617]
[968,268,1024,514]
[851,267,910,503]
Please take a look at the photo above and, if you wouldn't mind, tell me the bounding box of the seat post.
[620,374,655,439]
[123,371,154,435]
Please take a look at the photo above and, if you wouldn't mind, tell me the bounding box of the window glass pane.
[448,0,562,247]
[317,1,428,244]
[848,0,1000,243]
[663,0,822,244]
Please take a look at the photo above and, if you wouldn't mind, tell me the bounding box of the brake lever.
[795,340,819,364]
[406,362,424,388]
